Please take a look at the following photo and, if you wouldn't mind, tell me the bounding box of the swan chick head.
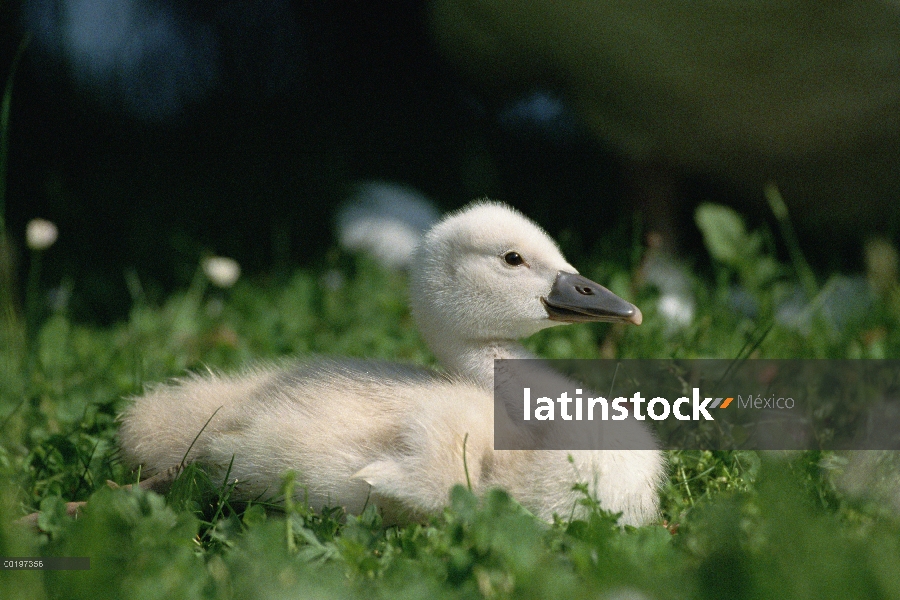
[410,201,641,345]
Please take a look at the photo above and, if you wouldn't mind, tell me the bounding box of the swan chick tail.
[117,368,274,477]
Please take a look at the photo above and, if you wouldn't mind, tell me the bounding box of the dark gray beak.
[541,272,642,325]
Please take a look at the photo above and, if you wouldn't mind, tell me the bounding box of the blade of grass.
[0,36,30,351]
[0,35,30,235]
[765,182,817,298]
[462,432,472,491]
[715,319,775,390]
[180,405,224,467]
[201,455,239,533]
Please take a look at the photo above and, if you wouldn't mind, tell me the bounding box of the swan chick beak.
[541,271,643,325]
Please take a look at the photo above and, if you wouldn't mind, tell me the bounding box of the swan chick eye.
[503,251,525,266]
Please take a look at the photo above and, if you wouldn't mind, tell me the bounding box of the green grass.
[2,206,900,599]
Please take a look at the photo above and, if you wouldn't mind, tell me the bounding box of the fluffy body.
[119,359,663,524]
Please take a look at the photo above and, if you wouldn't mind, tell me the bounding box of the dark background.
[1,0,895,322]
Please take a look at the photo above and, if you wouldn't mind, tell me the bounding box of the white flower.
[202,256,240,288]
[658,292,695,327]
[26,218,59,250]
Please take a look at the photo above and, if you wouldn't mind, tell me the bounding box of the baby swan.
[119,201,663,525]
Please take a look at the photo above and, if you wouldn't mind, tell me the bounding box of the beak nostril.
[575,285,593,296]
